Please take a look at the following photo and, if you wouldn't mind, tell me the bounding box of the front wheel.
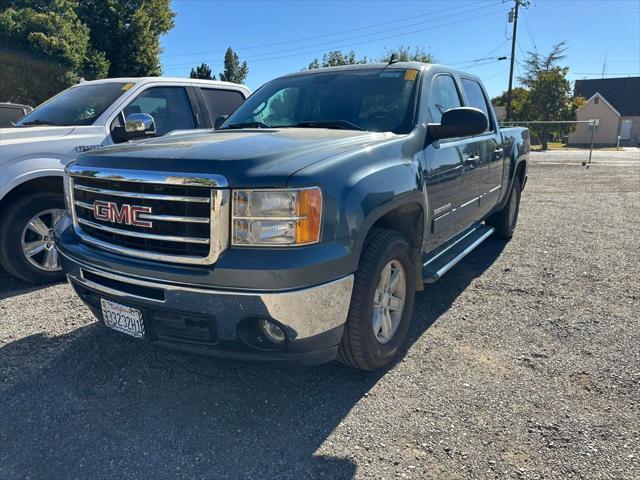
[338,228,416,371]
[0,193,66,284]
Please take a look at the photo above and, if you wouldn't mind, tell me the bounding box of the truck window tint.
[460,79,492,131]
[0,106,26,127]
[201,88,245,120]
[123,87,195,135]
[428,75,462,123]
[16,82,127,127]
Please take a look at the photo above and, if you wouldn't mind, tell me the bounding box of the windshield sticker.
[404,70,418,81]
[379,72,402,78]
[121,82,135,91]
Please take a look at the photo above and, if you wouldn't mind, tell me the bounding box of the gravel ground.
[1,160,639,480]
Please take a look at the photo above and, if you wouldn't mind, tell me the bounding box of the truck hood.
[0,125,77,144]
[74,128,398,187]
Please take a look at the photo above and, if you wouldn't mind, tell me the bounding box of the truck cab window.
[460,79,492,131]
[428,75,462,123]
[120,87,195,136]
[201,88,246,120]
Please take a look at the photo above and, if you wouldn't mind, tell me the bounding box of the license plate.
[100,299,145,339]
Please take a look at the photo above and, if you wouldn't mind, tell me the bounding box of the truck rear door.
[459,78,505,218]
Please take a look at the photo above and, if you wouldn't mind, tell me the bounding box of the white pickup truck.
[0,77,250,283]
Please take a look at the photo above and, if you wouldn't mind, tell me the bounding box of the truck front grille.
[68,167,229,265]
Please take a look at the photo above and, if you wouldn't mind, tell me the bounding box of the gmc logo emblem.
[93,201,153,228]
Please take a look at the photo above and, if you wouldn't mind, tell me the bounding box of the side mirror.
[427,107,488,141]
[214,115,228,129]
[124,113,156,138]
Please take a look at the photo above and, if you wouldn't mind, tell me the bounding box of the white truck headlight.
[232,187,322,246]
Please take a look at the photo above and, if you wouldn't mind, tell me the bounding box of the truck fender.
[496,138,528,211]
[0,164,64,203]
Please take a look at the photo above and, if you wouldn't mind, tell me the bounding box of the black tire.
[338,228,416,371]
[0,192,66,284]
[486,176,522,240]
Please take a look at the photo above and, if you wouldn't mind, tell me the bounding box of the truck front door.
[423,73,484,249]
[109,86,198,143]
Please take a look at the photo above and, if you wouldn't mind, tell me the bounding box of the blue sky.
[161,0,640,98]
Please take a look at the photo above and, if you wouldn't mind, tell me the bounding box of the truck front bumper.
[59,250,354,366]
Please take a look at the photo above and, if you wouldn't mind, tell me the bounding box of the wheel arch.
[0,174,64,210]
[352,192,427,291]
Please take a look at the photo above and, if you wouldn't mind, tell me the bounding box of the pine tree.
[219,47,249,84]
[190,62,215,80]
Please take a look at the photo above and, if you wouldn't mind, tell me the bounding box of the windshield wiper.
[295,120,365,131]
[226,121,270,129]
[19,119,64,127]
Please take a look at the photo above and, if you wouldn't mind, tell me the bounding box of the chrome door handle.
[465,155,480,164]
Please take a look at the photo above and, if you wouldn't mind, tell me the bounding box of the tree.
[307,46,434,70]
[0,0,109,105]
[190,62,215,80]
[492,87,530,122]
[516,42,584,149]
[380,46,435,63]
[307,49,366,69]
[76,0,175,77]
[219,47,249,84]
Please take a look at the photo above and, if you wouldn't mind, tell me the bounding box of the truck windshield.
[15,82,128,127]
[224,69,420,134]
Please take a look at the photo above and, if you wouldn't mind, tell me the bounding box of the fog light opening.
[259,319,286,344]
[237,317,287,351]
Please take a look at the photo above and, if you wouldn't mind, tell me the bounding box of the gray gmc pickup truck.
[56,62,529,370]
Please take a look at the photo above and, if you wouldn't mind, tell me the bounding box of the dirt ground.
[1,159,639,479]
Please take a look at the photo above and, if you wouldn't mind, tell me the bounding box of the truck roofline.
[279,62,484,84]
[73,77,250,92]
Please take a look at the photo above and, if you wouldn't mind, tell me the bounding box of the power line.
[568,72,640,75]
[163,7,509,70]
[482,66,510,81]
[520,8,537,51]
[535,3,640,15]
[164,0,499,59]
[164,3,504,67]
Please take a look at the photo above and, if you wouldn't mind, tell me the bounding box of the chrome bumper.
[62,254,354,341]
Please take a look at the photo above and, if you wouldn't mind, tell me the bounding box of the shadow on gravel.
[0,266,53,299]
[0,240,505,480]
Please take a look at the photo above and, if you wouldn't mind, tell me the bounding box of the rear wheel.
[0,193,66,284]
[487,176,521,239]
[338,228,416,371]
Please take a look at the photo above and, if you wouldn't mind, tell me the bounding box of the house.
[568,76,640,147]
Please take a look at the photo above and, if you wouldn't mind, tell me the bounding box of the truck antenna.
[388,53,398,65]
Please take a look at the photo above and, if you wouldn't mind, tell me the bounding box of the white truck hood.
[0,126,77,144]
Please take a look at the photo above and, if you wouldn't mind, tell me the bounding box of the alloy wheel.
[372,259,406,344]
[20,208,66,272]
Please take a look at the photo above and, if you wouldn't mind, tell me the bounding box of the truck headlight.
[232,187,322,246]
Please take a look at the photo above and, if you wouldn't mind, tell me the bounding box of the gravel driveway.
[1,160,638,480]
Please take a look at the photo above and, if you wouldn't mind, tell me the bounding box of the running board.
[422,225,495,283]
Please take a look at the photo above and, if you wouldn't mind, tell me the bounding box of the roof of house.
[574,77,640,116]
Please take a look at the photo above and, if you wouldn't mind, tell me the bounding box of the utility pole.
[506,0,520,122]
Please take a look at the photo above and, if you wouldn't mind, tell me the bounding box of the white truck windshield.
[16,82,128,127]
